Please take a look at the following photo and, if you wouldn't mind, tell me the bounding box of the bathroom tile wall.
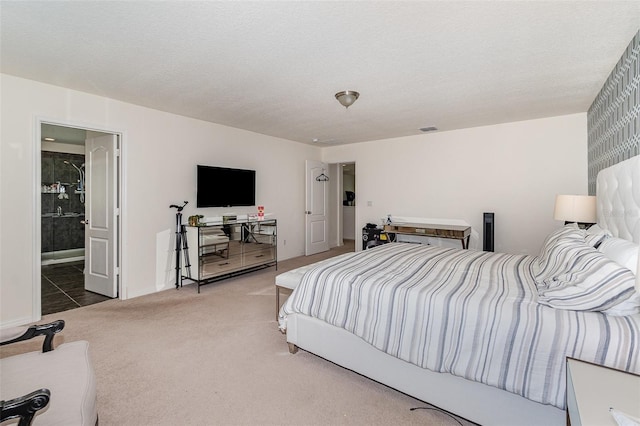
[41,151,85,253]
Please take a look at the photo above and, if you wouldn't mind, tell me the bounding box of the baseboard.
[0,314,40,329]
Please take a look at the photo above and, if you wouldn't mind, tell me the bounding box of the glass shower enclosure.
[41,151,86,264]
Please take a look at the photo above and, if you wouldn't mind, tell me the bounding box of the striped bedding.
[279,243,640,409]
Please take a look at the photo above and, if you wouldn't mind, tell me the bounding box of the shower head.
[64,160,82,172]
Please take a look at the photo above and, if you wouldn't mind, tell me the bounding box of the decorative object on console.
[222,214,237,224]
[553,195,597,228]
[335,90,360,109]
[188,215,204,227]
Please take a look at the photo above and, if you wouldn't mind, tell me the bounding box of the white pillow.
[598,237,639,275]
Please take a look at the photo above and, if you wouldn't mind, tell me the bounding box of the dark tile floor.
[41,261,110,315]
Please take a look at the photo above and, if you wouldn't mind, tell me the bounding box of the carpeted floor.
[2,241,473,425]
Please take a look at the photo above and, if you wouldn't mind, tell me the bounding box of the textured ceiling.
[2,1,640,146]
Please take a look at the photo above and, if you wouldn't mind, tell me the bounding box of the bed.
[277,156,640,426]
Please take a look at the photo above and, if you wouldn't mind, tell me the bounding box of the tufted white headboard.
[596,155,640,244]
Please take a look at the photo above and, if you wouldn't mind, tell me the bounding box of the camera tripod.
[170,201,191,289]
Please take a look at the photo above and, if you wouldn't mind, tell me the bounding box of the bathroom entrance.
[39,123,121,315]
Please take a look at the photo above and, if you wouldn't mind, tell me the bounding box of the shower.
[64,160,85,203]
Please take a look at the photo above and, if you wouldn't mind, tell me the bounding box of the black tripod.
[170,201,191,289]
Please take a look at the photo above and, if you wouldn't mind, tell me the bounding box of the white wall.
[0,74,320,325]
[322,113,588,255]
[0,73,588,326]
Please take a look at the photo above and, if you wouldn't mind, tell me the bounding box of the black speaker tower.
[483,213,495,252]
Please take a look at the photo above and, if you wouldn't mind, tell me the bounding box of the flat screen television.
[197,165,256,207]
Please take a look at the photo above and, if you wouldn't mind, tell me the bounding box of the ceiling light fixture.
[335,91,360,109]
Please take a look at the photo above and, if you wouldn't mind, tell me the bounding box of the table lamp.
[553,195,597,228]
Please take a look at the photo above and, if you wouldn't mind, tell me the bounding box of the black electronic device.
[197,165,256,208]
[362,226,389,250]
[483,212,495,252]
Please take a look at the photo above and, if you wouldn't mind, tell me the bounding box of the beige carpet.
[2,242,472,426]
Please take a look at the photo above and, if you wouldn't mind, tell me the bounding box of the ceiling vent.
[312,138,341,145]
[419,126,438,133]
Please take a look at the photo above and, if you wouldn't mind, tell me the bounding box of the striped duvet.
[279,243,640,409]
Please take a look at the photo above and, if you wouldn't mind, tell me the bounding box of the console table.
[384,222,471,249]
[183,219,277,292]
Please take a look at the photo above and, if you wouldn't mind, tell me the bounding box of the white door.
[84,134,118,297]
[305,160,329,255]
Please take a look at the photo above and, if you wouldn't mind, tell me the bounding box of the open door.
[84,134,118,297]
[305,160,329,255]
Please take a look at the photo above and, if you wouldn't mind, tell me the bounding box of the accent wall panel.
[587,30,640,195]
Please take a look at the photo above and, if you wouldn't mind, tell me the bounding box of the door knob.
[81,220,89,225]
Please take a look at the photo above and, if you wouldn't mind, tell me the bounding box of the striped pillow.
[537,245,637,312]
[535,224,587,287]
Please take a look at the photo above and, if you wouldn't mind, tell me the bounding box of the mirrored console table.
[183,219,277,293]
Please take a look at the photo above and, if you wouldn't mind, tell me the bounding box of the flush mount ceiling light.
[335,91,360,109]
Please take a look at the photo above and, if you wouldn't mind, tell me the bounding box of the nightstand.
[566,357,640,425]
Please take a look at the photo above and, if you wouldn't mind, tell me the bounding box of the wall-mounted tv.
[197,165,256,207]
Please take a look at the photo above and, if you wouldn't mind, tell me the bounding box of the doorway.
[305,160,357,255]
[38,122,122,315]
[341,163,356,244]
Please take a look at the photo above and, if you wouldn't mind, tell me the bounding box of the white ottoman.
[275,265,312,320]
[274,252,355,320]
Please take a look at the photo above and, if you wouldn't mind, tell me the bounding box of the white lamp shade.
[553,195,597,223]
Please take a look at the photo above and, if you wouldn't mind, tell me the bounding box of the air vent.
[419,126,438,133]
[312,138,340,145]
